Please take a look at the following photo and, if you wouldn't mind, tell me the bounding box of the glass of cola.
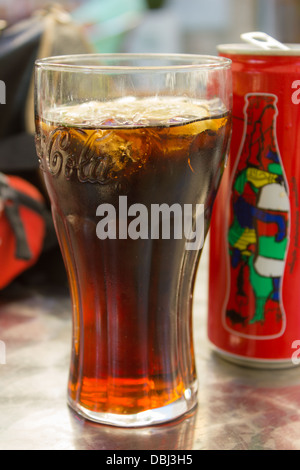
[35,54,232,427]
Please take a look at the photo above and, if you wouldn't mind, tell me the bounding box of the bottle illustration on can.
[223,93,290,339]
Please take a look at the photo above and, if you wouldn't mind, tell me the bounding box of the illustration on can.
[222,93,290,340]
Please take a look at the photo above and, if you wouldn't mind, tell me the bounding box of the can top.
[217,43,300,56]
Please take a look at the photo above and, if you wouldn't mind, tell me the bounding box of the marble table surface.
[0,241,300,450]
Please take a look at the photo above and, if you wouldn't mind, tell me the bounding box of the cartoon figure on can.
[223,93,290,339]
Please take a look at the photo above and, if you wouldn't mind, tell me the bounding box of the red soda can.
[208,39,300,367]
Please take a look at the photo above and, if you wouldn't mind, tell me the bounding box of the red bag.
[0,173,46,289]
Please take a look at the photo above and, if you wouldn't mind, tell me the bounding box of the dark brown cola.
[36,98,231,418]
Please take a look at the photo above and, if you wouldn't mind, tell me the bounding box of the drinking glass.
[35,54,232,427]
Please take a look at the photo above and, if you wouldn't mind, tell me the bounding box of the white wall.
[125,0,258,55]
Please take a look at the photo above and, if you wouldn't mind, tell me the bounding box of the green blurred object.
[71,0,147,53]
[146,0,166,9]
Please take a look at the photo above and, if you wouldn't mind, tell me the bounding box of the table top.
[0,241,300,450]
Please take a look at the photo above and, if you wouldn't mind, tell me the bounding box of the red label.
[208,53,300,361]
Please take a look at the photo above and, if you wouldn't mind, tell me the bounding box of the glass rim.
[35,53,232,72]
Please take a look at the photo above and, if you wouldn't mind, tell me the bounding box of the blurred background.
[0,0,299,55]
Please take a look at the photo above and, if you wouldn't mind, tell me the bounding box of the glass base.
[68,382,198,428]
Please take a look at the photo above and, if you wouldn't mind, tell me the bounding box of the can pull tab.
[240,31,290,50]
